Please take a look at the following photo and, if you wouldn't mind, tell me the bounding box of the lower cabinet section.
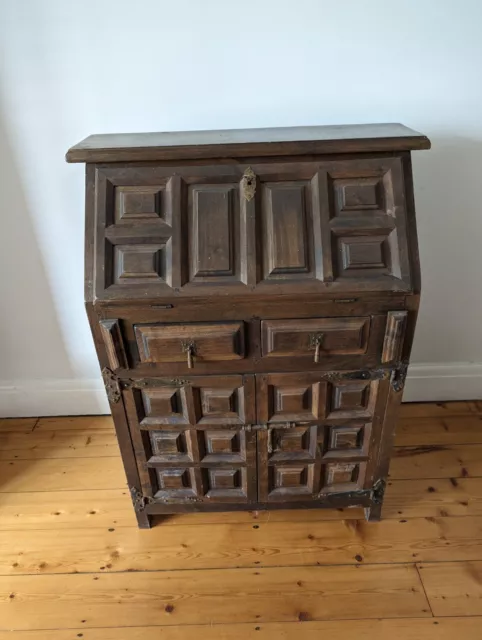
[123,371,388,509]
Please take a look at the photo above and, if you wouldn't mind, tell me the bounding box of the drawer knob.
[181,340,196,369]
[309,333,325,363]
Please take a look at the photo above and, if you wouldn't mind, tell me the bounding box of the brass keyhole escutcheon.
[181,340,196,369]
[242,167,256,201]
[309,333,325,363]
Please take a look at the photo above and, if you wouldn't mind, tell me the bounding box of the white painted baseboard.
[0,363,481,417]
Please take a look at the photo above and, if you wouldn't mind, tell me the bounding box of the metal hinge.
[129,486,155,512]
[101,367,121,404]
[390,362,409,392]
[371,477,387,505]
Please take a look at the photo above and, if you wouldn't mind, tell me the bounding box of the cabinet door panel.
[124,383,257,504]
[127,375,255,428]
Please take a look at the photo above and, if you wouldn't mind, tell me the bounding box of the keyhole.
[247,180,252,186]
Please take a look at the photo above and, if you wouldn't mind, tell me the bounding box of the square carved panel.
[115,186,165,223]
[323,423,371,459]
[268,463,315,499]
[327,381,377,420]
[338,236,390,272]
[139,387,190,426]
[204,467,248,500]
[330,176,386,217]
[264,379,326,424]
[113,243,167,284]
[149,430,192,463]
[193,383,248,425]
[269,426,317,462]
[322,462,366,493]
[202,429,245,463]
[155,467,199,499]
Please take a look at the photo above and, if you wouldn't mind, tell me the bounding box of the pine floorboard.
[1,401,482,636]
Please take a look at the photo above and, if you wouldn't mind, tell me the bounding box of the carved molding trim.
[382,311,408,364]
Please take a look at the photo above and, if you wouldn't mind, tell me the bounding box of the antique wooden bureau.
[67,123,430,528]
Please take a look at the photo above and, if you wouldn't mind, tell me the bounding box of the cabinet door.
[256,373,385,503]
[123,375,257,504]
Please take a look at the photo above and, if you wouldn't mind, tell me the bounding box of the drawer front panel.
[93,157,412,300]
[135,321,245,364]
[261,317,370,359]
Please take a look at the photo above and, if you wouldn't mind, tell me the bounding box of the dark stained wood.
[66,123,430,163]
[71,124,428,527]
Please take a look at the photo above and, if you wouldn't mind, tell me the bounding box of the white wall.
[0,0,481,416]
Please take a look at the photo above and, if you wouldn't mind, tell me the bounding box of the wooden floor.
[1,401,482,638]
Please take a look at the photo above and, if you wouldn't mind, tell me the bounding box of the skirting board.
[0,363,481,417]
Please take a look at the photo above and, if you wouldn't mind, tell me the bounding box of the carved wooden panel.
[135,322,245,365]
[99,319,128,370]
[325,158,410,289]
[322,461,367,493]
[382,310,408,363]
[125,420,257,504]
[256,373,327,424]
[131,375,255,428]
[188,185,238,282]
[260,181,314,281]
[261,317,370,358]
[323,422,371,459]
[327,380,378,420]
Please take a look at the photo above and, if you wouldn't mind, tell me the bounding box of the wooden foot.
[364,503,382,522]
[136,511,152,529]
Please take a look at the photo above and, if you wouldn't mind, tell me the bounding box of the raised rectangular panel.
[204,467,248,500]
[261,317,370,358]
[257,373,327,424]
[202,430,245,463]
[382,310,408,363]
[267,463,315,500]
[269,425,318,462]
[113,243,166,284]
[139,387,191,426]
[323,422,371,459]
[340,236,389,271]
[115,186,165,223]
[261,181,315,281]
[148,430,193,463]
[322,461,367,493]
[327,381,378,420]
[189,185,237,281]
[135,322,245,364]
[99,319,128,370]
[154,467,200,500]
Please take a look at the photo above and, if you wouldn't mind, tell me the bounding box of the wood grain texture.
[0,618,479,640]
[0,429,120,460]
[66,123,431,163]
[418,561,482,616]
[0,564,429,630]
[390,444,482,480]
[395,416,482,446]
[2,516,482,575]
[0,418,37,433]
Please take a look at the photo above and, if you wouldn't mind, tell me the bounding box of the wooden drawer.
[261,317,370,361]
[134,321,245,366]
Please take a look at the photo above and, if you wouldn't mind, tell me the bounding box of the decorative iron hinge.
[121,377,190,390]
[157,496,202,504]
[241,167,256,201]
[129,486,155,512]
[390,362,409,392]
[324,368,388,382]
[371,477,387,505]
[102,367,121,404]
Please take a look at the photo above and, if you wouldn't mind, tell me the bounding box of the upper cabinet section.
[90,155,416,300]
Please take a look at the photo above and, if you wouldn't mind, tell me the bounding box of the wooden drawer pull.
[181,340,196,369]
[310,333,324,363]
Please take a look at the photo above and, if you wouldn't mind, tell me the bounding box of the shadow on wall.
[0,99,73,388]
[411,136,482,364]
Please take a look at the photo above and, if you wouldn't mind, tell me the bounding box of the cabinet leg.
[364,502,382,522]
[136,511,152,529]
